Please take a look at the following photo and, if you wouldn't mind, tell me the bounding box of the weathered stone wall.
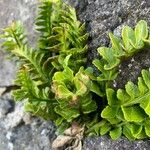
[0,0,150,149]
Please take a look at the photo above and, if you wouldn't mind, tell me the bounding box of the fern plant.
[52,65,97,125]
[35,0,88,72]
[88,20,150,140]
[0,0,90,129]
[93,20,150,93]
[100,69,150,140]
[1,0,150,149]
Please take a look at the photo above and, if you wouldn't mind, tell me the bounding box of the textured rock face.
[0,0,150,150]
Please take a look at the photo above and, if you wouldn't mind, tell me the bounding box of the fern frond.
[13,67,58,120]
[58,5,89,70]
[93,20,150,84]
[60,4,88,48]
[13,68,49,101]
[99,69,150,140]
[52,66,97,123]
[1,21,27,50]
[1,22,54,82]
[35,0,62,50]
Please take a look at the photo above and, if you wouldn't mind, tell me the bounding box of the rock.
[0,101,56,150]
[9,120,56,150]
[0,51,17,86]
[0,0,150,150]
[2,102,25,129]
[0,99,13,118]
[3,119,56,150]
[83,136,150,150]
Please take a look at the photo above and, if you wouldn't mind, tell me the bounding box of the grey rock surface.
[0,0,150,150]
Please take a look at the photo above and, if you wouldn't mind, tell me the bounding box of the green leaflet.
[122,26,136,52]
[123,123,147,140]
[101,106,118,119]
[98,47,120,70]
[100,121,111,135]
[109,33,122,53]
[121,106,146,122]
[109,127,122,140]
[55,105,80,122]
[93,59,118,82]
[135,20,148,48]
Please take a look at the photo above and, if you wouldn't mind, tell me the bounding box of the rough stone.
[0,0,150,150]
[0,101,56,150]
[7,120,56,150]
[0,51,17,86]
[2,119,56,150]
[0,99,13,118]
[2,102,25,129]
[83,136,150,150]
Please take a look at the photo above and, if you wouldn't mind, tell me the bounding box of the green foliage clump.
[88,20,150,140]
[52,65,97,124]
[35,0,88,71]
[1,0,150,143]
[93,20,150,84]
[0,0,92,129]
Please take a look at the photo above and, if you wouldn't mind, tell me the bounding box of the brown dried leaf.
[65,139,82,150]
[52,135,73,150]
[52,123,84,150]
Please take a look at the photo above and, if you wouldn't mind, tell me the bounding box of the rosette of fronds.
[52,64,97,126]
[1,0,150,144]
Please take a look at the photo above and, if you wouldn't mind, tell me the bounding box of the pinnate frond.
[93,20,150,83]
[99,69,150,140]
